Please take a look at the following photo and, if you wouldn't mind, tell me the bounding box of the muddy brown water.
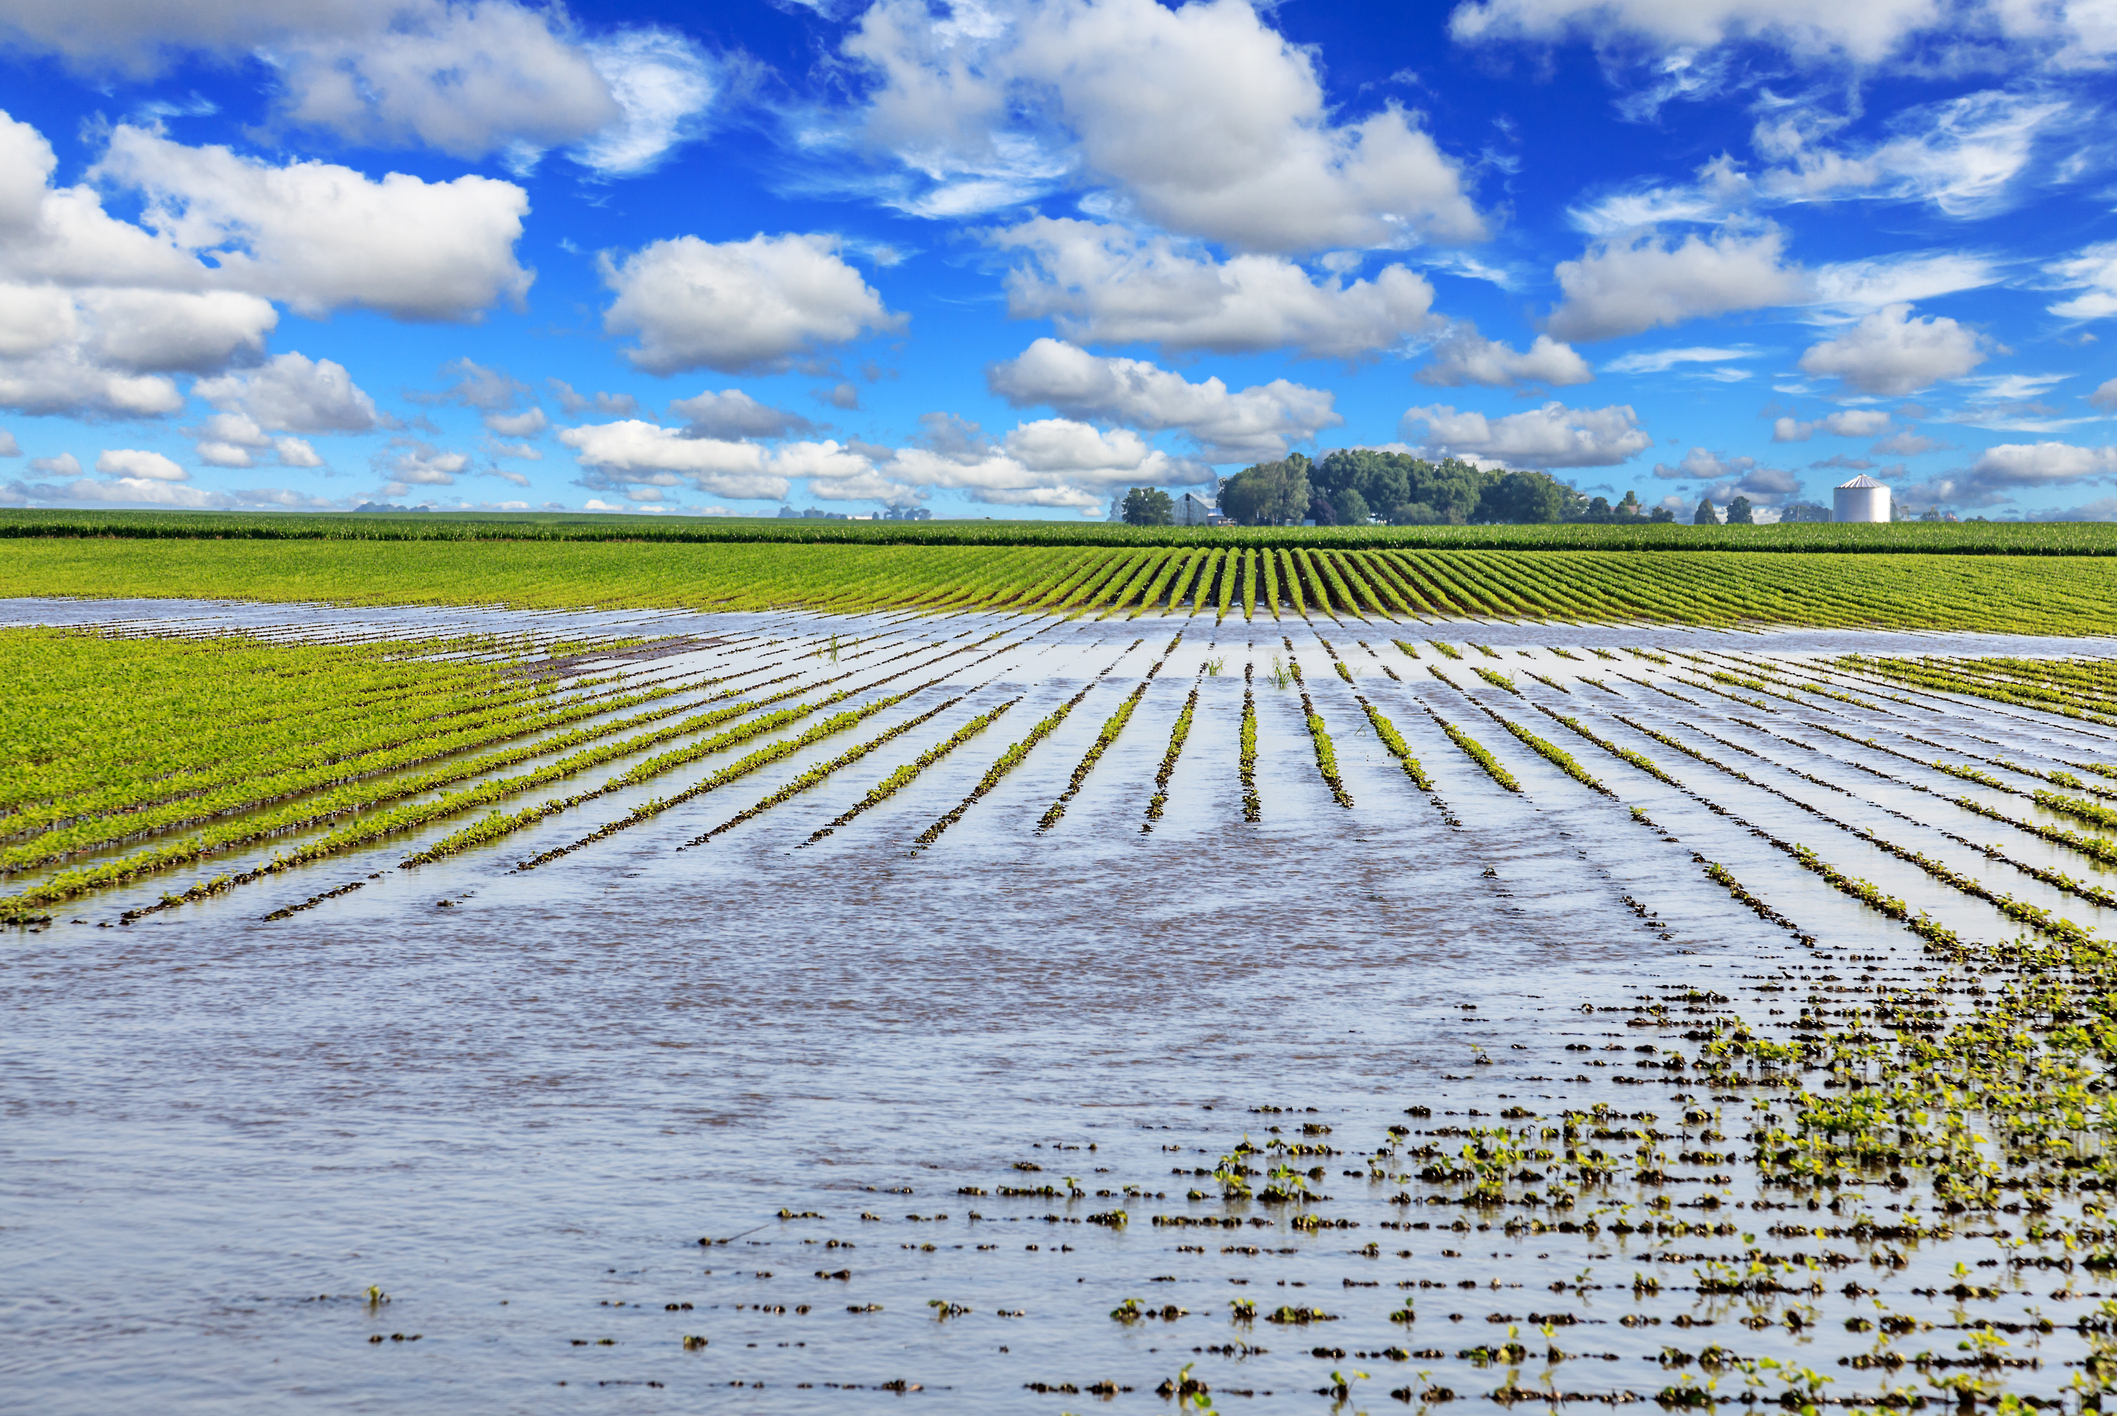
[6,599,2117,1412]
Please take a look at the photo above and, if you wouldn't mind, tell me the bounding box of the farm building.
[1833,474,1891,523]
[1173,491,1217,526]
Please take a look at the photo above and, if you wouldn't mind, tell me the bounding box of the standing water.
[6,601,2117,1412]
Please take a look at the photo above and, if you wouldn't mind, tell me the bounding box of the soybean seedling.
[1160,1362,1215,1409]
[1324,1367,1369,1411]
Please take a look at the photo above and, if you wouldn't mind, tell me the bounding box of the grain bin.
[1833,474,1890,523]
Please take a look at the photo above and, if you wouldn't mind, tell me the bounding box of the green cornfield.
[5,534,2117,635]
[8,506,2117,554]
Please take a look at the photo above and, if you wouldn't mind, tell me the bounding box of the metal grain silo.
[1833,474,1890,523]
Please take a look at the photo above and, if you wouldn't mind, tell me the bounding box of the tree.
[1649,506,1675,523]
[1313,447,1411,516]
[1725,495,1755,525]
[1219,454,1310,525]
[1329,486,1369,526]
[1414,459,1489,523]
[1390,501,1446,525]
[1120,487,1174,525]
[1693,498,1718,526]
[1778,501,1831,523]
[1477,470,1568,524]
[1616,489,1642,516]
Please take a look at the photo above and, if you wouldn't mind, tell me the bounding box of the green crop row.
[1353,697,1433,793]
[509,681,949,871]
[0,674,794,919]
[1536,709,1681,787]
[807,699,1020,844]
[414,636,1016,867]
[913,648,1132,847]
[1286,660,1351,808]
[1429,710,1519,794]
[1492,718,1612,798]
[1239,686,1260,823]
[1143,683,1202,827]
[14,537,2117,633]
[678,696,967,849]
[1039,683,1149,831]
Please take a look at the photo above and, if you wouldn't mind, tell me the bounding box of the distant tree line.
[1216,450,1678,528]
[1691,497,1833,525]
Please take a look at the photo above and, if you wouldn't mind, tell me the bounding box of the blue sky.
[0,0,2112,521]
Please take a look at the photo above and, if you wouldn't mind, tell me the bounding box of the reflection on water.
[3,600,2114,1412]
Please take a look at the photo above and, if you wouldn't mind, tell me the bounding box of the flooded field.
[7,599,2117,1414]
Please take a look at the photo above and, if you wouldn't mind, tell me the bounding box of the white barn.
[1173,491,1217,525]
[1833,474,1891,523]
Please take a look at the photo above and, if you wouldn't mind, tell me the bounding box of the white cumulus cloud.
[844,0,1485,252]
[992,218,1437,358]
[95,447,184,480]
[1650,447,1802,504]
[190,411,322,469]
[1969,441,2117,486]
[1398,401,1653,468]
[94,124,533,320]
[599,232,905,375]
[886,427,1190,511]
[1796,303,1986,396]
[559,419,785,500]
[194,353,381,434]
[667,389,820,440]
[0,109,531,415]
[271,2,620,158]
[986,337,1341,463]
[1415,322,1592,387]
[379,440,470,486]
[1546,226,1807,343]
[0,1,724,172]
[1445,0,2117,67]
[1905,439,2117,509]
[482,408,548,438]
[1771,409,1893,442]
